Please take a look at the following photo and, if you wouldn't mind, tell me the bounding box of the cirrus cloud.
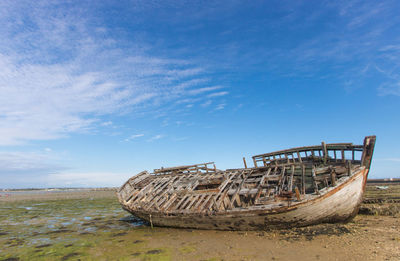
[0,1,226,146]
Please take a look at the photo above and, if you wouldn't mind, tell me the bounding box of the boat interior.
[118,136,376,214]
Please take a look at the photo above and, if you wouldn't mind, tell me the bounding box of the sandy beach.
[0,184,399,260]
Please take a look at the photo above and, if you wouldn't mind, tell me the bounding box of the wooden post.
[297,151,302,163]
[312,165,320,195]
[294,187,301,201]
[288,165,295,192]
[149,214,153,229]
[322,142,327,164]
[301,164,306,194]
[347,160,352,176]
[243,157,247,169]
[278,167,286,194]
[330,170,336,187]
[253,157,257,168]
[361,136,376,169]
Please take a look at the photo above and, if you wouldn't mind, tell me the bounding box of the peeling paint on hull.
[124,169,367,230]
[118,136,376,230]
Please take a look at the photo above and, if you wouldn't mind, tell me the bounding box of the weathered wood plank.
[301,164,306,194]
[118,136,376,230]
[184,194,200,211]
[312,165,320,194]
[172,195,190,211]
[228,170,250,208]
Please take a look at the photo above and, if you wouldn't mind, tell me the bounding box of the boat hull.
[122,168,368,230]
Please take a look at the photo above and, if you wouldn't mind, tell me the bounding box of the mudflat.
[0,185,399,261]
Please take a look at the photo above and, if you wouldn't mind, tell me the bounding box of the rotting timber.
[117,136,376,230]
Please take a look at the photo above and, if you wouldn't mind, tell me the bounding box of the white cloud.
[101,121,113,126]
[0,151,63,174]
[379,45,400,52]
[147,134,164,142]
[0,150,132,188]
[188,85,224,95]
[124,134,145,142]
[46,171,131,187]
[0,1,224,146]
[215,103,226,110]
[378,82,400,96]
[201,100,212,107]
[207,91,229,98]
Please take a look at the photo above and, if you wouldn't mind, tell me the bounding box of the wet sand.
[0,185,399,260]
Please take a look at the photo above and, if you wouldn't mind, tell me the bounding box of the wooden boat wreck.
[117,136,376,230]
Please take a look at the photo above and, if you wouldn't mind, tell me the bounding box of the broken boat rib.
[117,136,376,230]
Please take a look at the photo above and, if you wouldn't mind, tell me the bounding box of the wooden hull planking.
[118,136,376,230]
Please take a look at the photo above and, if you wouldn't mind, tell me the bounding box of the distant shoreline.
[0,187,117,192]
[1,178,400,191]
[366,178,400,184]
[0,189,116,202]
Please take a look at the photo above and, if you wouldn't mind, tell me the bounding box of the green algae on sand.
[0,192,171,261]
[1,187,399,260]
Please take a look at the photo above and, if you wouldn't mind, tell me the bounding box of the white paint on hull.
[124,169,368,230]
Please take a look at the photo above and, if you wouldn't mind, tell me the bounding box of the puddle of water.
[32,203,47,206]
[119,215,147,227]
[17,206,33,210]
[83,227,97,233]
[0,195,164,260]
[29,237,51,246]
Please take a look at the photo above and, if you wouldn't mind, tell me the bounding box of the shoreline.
[1,184,399,260]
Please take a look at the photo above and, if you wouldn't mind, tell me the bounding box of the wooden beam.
[312,165,320,195]
[184,194,200,211]
[161,193,178,212]
[301,165,306,194]
[172,195,190,211]
[253,157,258,168]
[330,170,336,187]
[199,194,213,212]
[322,142,328,164]
[277,166,286,194]
[228,171,248,209]
[216,172,240,209]
[294,187,301,201]
[254,167,271,203]
[193,194,207,211]
[297,151,302,163]
[288,165,295,192]
[180,195,195,210]
[347,160,352,176]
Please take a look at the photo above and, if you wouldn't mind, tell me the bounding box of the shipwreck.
[117,136,376,230]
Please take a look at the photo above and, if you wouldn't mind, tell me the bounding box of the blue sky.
[1,0,400,188]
